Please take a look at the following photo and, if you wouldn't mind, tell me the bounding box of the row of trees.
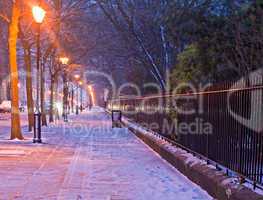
[0,0,92,139]
[0,0,262,139]
[90,0,262,91]
[167,0,263,86]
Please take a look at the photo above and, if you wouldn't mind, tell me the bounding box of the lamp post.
[71,86,74,113]
[79,81,83,112]
[88,85,95,108]
[74,75,80,115]
[59,57,69,122]
[32,5,46,143]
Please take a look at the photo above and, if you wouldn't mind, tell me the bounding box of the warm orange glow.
[88,85,95,106]
[79,81,83,86]
[59,57,69,65]
[74,75,80,80]
[32,6,46,23]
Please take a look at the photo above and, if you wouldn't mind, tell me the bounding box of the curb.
[121,118,263,200]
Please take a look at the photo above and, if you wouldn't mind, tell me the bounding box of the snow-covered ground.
[0,108,212,200]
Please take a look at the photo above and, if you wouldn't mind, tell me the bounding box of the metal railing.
[108,79,263,189]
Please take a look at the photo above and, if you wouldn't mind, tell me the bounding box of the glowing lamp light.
[59,57,69,65]
[55,102,63,114]
[32,6,46,24]
[79,81,83,86]
[74,75,80,80]
[88,85,95,106]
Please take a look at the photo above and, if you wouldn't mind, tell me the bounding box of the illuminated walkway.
[0,108,211,200]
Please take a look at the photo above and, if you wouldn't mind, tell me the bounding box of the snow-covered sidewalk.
[0,108,212,200]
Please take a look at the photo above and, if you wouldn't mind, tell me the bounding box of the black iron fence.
[108,76,263,188]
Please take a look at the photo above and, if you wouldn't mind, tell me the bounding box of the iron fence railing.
[108,78,263,189]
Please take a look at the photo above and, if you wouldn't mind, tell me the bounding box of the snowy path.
[0,108,212,200]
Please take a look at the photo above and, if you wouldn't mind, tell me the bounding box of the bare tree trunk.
[62,71,68,118]
[71,88,74,113]
[160,25,169,75]
[67,89,71,113]
[41,61,47,126]
[24,46,34,131]
[8,1,23,140]
[54,75,60,120]
[18,18,34,132]
[49,76,55,122]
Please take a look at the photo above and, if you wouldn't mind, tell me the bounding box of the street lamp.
[79,81,83,112]
[59,57,69,65]
[32,5,46,143]
[88,85,95,108]
[74,74,80,80]
[59,56,69,122]
[74,75,80,115]
[32,6,46,23]
[70,83,74,114]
